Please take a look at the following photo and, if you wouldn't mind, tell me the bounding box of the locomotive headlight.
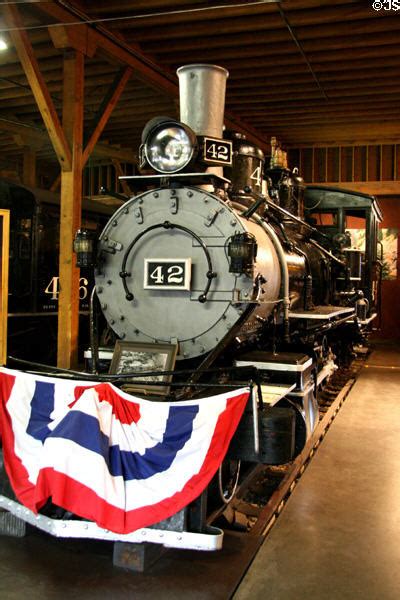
[228,232,258,275]
[73,229,95,268]
[142,118,197,173]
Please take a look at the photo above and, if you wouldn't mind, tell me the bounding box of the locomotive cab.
[304,186,383,321]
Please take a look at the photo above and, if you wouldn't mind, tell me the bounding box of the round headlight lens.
[145,124,195,173]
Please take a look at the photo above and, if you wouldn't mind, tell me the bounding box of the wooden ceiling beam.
[229,76,398,102]
[229,43,400,69]
[110,2,385,34]
[119,5,282,32]
[81,0,355,16]
[227,65,400,89]
[0,117,136,163]
[81,0,211,14]
[36,2,269,150]
[0,44,61,68]
[228,54,400,81]
[0,98,174,123]
[265,122,400,144]
[37,2,179,95]
[141,21,400,56]
[312,181,400,196]
[154,29,400,65]
[227,83,400,105]
[49,24,97,57]
[82,66,132,165]
[251,113,400,127]
[250,107,400,122]
[240,95,400,116]
[2,5,72,171]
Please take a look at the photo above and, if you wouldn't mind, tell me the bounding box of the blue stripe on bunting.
[26,381,55,442]
[109,404,199,480]
[48,404,199,480]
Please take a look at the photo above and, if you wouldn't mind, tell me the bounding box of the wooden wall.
[288,144,400,196]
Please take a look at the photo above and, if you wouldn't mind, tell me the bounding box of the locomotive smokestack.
[177,64,229,138]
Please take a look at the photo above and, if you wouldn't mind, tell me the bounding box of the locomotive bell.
[225,132,265,198]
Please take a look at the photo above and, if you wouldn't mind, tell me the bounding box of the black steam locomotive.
[83,64,381,418]
[0,65,381,554]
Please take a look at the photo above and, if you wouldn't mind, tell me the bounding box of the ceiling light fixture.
[0,38,8,51]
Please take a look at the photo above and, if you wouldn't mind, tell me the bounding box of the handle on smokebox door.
[249,380,262,457]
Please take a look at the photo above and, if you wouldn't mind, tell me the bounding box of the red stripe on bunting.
[0,372,38,508]
[71,383,141,425]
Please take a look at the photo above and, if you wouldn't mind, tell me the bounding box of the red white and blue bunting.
[0,368,248,534]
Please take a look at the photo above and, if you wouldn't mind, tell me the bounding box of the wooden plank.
[353,146,367,182]
[301,148,313,183]
[316,181,400,196]
[313,148,326,183]
[50,173,61,192]
[0,210,10,366]
[340,147,353,183]
[227,84,400,105]
[142,21,400,54]
[57,51,84,369]
[0,118,136,164]
[229,56,400,81]
[249,109,400,124]
[228,65,400,90]
[48,24,97,57]
[381,145,395,181]
[112,159,132,197]
[113,3,390,37]
[367,146,380,182]
[326,147,340,182]
[267,122,400,146]
[218,43,400,71]
[83,67,132,166]
[228,73,400,97]
[2,5,72,172]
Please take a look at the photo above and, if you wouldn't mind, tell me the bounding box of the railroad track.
[211,349,368,541]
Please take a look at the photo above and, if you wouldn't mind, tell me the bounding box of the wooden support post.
[57,51,84,369]
[3,5,72,171]
[83,67,132,167]
[112,159,132,197]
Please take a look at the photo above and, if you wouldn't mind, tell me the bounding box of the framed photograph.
[109,341,178,395]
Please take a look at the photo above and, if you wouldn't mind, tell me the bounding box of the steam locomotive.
[83,65,380,386]
[70,65,382,529]
[0,65,381,552]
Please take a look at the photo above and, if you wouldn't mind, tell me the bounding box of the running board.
[0,494,223,551]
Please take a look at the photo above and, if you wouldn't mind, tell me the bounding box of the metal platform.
[288,305,355,320]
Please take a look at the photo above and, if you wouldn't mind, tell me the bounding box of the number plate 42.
[203,137,232,165]
[144,258,191,290]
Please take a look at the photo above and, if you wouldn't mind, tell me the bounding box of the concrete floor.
[234,342,400,600]
[0,343,398,598]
